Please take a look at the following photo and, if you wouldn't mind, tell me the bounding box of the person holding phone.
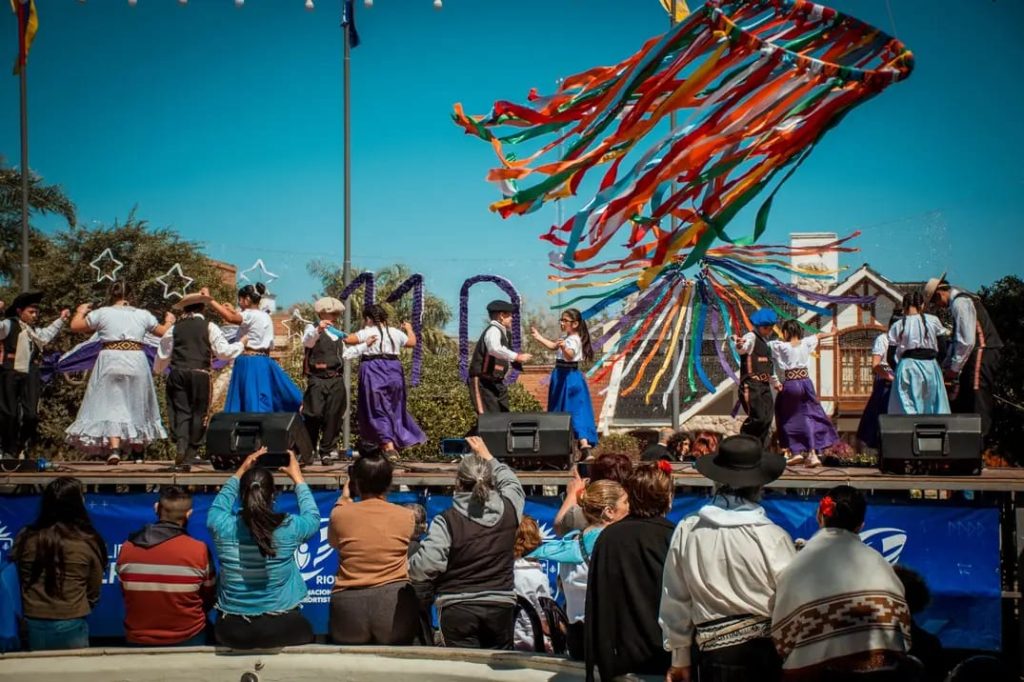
[206,447,319,649]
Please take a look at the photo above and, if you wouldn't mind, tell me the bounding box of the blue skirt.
[547,366,598,445]
[888,358,950,415]
[225,355,303,413]
[357,358,426,450]
[856,377,891,449]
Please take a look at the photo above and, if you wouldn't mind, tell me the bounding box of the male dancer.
[0,292,68,457]
[467,300,532,414]
[733,308,778,446]
[925,273,1004,442]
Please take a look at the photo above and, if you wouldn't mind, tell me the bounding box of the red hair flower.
[657,460,673,475]
[819,496,836,519]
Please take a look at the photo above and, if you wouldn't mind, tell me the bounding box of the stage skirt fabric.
[773,377,839,454]
[547,366,599,445]
[65,349,167,452]
[888,358,950,415]
[224,355,303,414]
[856,377,891,449]
[357,357,426,450]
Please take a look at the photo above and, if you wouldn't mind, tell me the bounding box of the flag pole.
[341,0,353,456]
[18,56,30,292]
[669,0,681,431]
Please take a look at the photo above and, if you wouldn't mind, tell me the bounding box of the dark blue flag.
[342,0,360,48]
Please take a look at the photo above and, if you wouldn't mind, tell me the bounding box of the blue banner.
[0,491,1001,650]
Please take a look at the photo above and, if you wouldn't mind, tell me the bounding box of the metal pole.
[341,11,353,454]
[19,63,30,292]
[669,0,681,431]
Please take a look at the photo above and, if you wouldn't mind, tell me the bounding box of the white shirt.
[871,333,889,358]
[560,561,590,624]
[946,288,977,373]
[302,323,367,360]
[767,335,818,371]
[239,308,275,351]
[659,496,797,668]
[513,558,552,651]
[355,325,408,355]
[556,334,582,362]
[0,317,65,367]
[735,331,764,355]
[887,314,948,362]
[86,306,158,342]
[483,321,519,363]
[153,314,242,374]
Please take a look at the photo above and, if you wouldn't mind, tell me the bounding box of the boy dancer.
[733,308,778,446]
[467,300,532,414]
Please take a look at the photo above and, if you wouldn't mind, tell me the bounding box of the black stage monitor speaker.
[206,412,313,471]
[878,413,982,475]
[476,412,574,469]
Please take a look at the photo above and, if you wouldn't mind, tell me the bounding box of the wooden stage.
[2,459,1023,492]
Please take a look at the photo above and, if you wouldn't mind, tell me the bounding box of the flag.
[658,0,690,23]
[10,0,37,76]
[342,0,360,48]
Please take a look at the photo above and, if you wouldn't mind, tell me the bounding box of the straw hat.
[172,292,213,310]
[923,271,948,303]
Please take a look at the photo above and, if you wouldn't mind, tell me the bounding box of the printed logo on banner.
[859,527,908,564]
[0,523,14,561]
[536,522,562,601]
[295,517,334,605]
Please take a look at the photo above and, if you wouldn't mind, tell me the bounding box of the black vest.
[436,497,517,596]
[1,320,39,369]
[952,292,1003,352]
[171,316,212,371]
[469,323,512,381]
[739,333,774,382]
[305,328,345,375]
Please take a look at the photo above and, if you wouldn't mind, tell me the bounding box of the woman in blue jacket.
[207,448,319,649]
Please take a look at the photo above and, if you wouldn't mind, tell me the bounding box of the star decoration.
[156,263,194,300]
[239,258,279,285]
[282,309,312,345]
[90,248,124,283]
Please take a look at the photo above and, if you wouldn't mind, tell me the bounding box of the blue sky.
[2,0,1022,319]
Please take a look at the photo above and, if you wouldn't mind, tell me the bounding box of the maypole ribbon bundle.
[454,0,913,288]
[338,271,376,311]
[386,274,426,385]
[458,275,523,384]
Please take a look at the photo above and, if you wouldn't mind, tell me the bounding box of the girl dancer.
[344,304,425,454]
[856,311,902,450]
[210,284,302,413]
[768,320,839,467]
[530,308,598,450]
[888,291,950,415]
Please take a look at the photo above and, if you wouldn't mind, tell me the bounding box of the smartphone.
[440,438,471,457]
[256,451,290,469]
[576,462,591,479]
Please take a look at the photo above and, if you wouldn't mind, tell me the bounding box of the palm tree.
[0,160,77,284]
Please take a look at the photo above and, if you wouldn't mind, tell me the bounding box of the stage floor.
[2,459,1023,492]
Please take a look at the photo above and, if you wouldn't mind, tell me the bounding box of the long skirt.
[224,354,302,414]
[774,377,839,454]
[888,358,950,415]
[547,366,599,445]
[66,349,167,452]
[357,357,425,449]
[856,377,891,449]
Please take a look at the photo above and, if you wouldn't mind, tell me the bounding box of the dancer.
[888,291,950,415]
[733,308,778,446]
[154,290,242,467]
[468,300,532,415]
[209,284,302,414]
[856,311,902,451]
[302,297,372,461]
[0,292,69,457]
[531,307,598,450]
[768,320,839,467]
[925,273,1004,441]
[66,282,170,464]
[344,304,425,454]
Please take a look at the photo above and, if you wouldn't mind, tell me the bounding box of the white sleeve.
[142,310,159,333]
[660,518,697,668]
[802,335,819,351]
[484,326,519,362]
[153,327,173,374]
[85,308,102,331]
[872,334,888,358]
[302,324,320,349]
[928,315,950,338]
[355,327,373,343]
[737,332,756,354]
[342,343,367,360]
[563,335,582,357]
[391,329,409,350]
[209,323,242,361]
[0,319,10,341]
[947,299,976,372]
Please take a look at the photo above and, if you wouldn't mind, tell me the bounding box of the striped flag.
[342,0,360,48]
[658,0,690,23]
[10,0,37,75]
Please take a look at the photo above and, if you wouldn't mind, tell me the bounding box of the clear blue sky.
[3,0,1022,318]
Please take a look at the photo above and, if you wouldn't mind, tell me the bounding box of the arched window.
[837,326,883,398]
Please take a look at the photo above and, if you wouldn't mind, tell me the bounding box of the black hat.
[695,434,786,488]
[5,291,43,318]
[486,300,516,314]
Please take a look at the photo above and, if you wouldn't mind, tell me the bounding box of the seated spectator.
[409,435,525,650]
[116,486,215,646]
[661,435,794,682]
[207,448,318,649]
[771,485,911,679]
[327,451,419,645]
[641,428,676,462]
[667,430,693,461]
[405,503,428,558]
[894,565,945,682]
[403,502,435,646]
[10,477,105,651]
[690,431,719,456]
[554,452,632,536]
[512,515,551,652]
[585,461,675,682]
[530,479,628,661]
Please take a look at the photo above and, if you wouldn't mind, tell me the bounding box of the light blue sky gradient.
[2,0,1022,318]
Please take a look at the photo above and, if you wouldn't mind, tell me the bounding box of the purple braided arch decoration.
[459,275,522,384]
[338,271,376,317]
[385,274,425,385]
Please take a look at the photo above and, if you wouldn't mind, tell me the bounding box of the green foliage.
[0,162,76,284]
[592,431,644,459]
[979,275,1024,465]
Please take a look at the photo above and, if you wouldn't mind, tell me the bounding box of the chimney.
[790,232,839,295]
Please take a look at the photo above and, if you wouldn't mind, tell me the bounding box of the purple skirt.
[356,357,426,450]
[774,377,839,454]
[856,377,891,449]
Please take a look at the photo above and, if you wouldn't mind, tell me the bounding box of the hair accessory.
[657,460,673,475]
[819,495,836,519]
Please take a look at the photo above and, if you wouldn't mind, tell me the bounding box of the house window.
[837,328,879,397]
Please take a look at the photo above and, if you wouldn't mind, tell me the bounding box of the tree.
[0,160,77,284]
[979,275,1024,465]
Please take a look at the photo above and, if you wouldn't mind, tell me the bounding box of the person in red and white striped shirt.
[116,486,215,645]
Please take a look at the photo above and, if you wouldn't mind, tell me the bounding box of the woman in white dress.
[887,291,951,415]
[66,282,171,464]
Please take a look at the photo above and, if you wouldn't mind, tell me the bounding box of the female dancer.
[856,311,902,450]
[888,291,950,415]
[344,304,425,454]
[66,282,170,464]
[209,284,302,413]
[530,308,598,450]
[768,319,839,467]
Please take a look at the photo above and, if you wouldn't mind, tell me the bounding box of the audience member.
[10,477,106,651]
[403,502,435,646]
[690,431,719,456]
[207,448,318,649]
[327,451,418,645]
[409,436,525,650]
[116,486,215,646]
[771,485,910,679]
[895,565,946,682]
[667,430,693,460]
[512,515,551,652]
[585,461,675,682]
[554,452,632,536]
[640,428,676,462]
[531,479,628,661]
[661,434,794,682]
[405,503,428,558]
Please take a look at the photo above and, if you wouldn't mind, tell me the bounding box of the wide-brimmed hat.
[923,271,948,303]
[5,291,43,318]
[314,297,345,315]
[695,434,786,488]
[172,292,213,310]
[487,299,516,314]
